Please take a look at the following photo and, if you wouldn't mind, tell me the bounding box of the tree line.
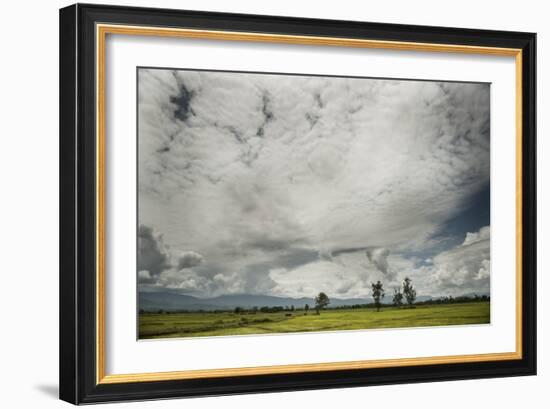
[415,294,489,306]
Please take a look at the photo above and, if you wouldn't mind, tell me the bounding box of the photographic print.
[137,68,491,340]
[60,7,536,402]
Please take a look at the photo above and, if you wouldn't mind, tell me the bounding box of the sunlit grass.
[139,302,490,339]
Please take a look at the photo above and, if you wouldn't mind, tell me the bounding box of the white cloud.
[158,269,213,294]
[137,270,155,284]
[430,226,490,295]
[409,225,490,296]
[137,69,490,298]
[462,225,490,246]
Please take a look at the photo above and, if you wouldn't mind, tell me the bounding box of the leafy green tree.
[392,287,404,307]
[305,304,310,315]
[403,277,417,308]
[371,281,385,312]
[315,292,330,314]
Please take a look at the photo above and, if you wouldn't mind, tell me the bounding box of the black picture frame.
[60,3,536,404]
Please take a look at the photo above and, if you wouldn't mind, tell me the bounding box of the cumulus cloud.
[177,251,204,269]
[157,269,213,294]
[245,226,490,299]
[137,270,156,284]
[462,225,490,246]
[137,68,490,298]
[430,226,490,295]
[138,224,171,277]
[399,226,490,297]
[269,249,410,299]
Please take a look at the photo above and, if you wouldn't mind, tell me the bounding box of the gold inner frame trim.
[95,23,523,385]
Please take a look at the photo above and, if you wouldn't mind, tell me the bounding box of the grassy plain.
[138,302,490,339]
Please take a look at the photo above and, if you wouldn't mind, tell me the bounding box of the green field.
[139,302,490,339]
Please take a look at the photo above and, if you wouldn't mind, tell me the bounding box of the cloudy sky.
[137,68,490,300]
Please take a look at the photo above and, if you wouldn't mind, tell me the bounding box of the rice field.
[138,302,490,339]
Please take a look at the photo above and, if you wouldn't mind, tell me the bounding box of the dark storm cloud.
[170,80,195,122]
[278,248,321,269]
[177,251,204,269]
[433,184,490,248]
[256,92,274,137]
[331,246,370,257]
[244,247,320,272]
[138,224,171,277]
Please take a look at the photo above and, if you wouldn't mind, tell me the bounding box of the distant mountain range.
[138,292,434,311]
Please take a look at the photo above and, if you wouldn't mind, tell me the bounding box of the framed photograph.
[59,3,536,404]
